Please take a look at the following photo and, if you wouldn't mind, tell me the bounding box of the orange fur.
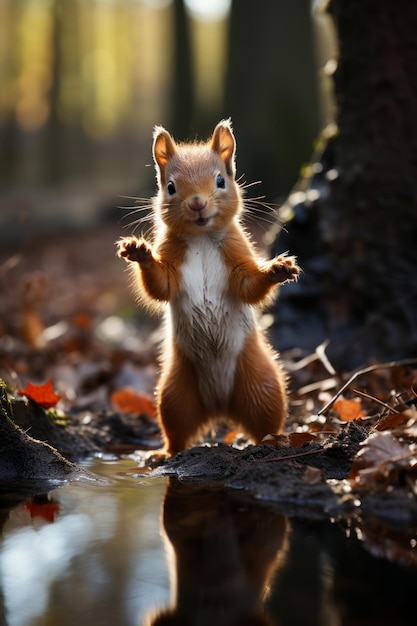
[117,119,300,455]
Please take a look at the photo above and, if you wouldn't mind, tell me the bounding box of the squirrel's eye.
[167,181,176,195]
[216,174,225,189]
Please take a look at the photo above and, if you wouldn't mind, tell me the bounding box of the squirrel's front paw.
[117,237,152,264]
[268,255,300,284]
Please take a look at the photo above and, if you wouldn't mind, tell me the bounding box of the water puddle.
[1,458,417,625]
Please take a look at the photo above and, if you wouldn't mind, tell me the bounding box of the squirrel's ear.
[211,119,236,177]
[153,126,176,182]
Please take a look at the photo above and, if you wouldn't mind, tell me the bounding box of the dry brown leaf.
[289,432,318,447]
[71,312,93,330]
[349,431,417,492]
[111,388,155,417]
[356,431,411,465]
[262,433,290,448]
[334,398,365,421]
[21,309,46,348]
[303,466,324,485]
[263,432,318,448]
[376,412,410,431]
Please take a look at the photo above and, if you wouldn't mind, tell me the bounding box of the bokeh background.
[0,0,335,242]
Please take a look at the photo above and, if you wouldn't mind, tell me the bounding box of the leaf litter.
[1,224,417,567]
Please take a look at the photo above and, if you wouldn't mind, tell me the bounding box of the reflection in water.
[0,460,169,626]
[1,460,417,626]
[147,478,288,626]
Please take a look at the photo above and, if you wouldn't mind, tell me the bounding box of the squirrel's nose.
[188,195,207,212]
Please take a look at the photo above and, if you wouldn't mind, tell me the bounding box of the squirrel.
[117,119,300,456]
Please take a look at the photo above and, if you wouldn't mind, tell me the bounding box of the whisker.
[243,212,277,228]
[118,205,153,217]
[117,203,153,210]
[244,202,282,215]
[118,209,153,227]
[240,180,263,191]
[119,195,153,202]
[242,193,285,236]
[244,209,280,223]
[122,216,153,235]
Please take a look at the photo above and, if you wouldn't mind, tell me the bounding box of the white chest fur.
[169,236,254,408]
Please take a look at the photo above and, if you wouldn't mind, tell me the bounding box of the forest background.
[1,0,416,372]
[0,0,327,239]
[1,0,417,522]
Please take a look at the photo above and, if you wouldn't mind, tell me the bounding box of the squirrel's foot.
[268,255,300,284]
[117,236,152,264]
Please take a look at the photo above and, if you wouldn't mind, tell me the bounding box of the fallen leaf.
[262,433,290,448]
[334,398,365,421]
[224,429,240,444]
[262,431,318,448]
[111,388,155,417]
[21,309,45,349]
[72,312,93,330]
[303,465,324,484]
[18,380,61,409]
[356,431,411,466]
[289,432,318,447]
[25,496,60,523]
[20,272,48,348]
[376,412,410,431]
[349,431,417,492]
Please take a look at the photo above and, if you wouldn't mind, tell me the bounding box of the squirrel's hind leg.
[229,333,287,442]
[157,348,208,456]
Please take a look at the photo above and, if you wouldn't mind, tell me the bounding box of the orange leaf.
[18,380,61,409]
[71,312,93,330]
[25,496,60,523]
[334,399,365,421]
[224,429,240,444]
[111,388,155,417]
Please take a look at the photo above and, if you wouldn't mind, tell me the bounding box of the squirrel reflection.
[146,478,288,626]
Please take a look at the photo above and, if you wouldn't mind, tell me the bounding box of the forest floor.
[1,220,417,548]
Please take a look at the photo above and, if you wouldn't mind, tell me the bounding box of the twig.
[318,358,417,417]
[266,447,325,463]
[352,388,401,414]
[315,340,337,375]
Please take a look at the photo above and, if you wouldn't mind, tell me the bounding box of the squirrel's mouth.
[195,216,211,227]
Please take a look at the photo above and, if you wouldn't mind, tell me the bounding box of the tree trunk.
[43,0,65,184]
[271,0,417,369]
[224,0,320,199]
[170,0,195,139]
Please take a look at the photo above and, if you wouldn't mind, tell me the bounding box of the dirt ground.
[1,220,417,529]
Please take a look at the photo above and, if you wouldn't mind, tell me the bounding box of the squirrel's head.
[152,120,241,235]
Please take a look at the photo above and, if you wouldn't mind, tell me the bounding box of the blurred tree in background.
[224,0,320,199]
[0,0,319,202]
[272,0,417,368]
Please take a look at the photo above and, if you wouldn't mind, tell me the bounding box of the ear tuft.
[153,126,177,177]
[211,119,236,177]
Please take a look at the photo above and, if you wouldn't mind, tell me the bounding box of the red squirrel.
[117,120,300,456]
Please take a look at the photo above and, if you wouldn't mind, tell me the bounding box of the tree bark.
[271,0,417,369]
